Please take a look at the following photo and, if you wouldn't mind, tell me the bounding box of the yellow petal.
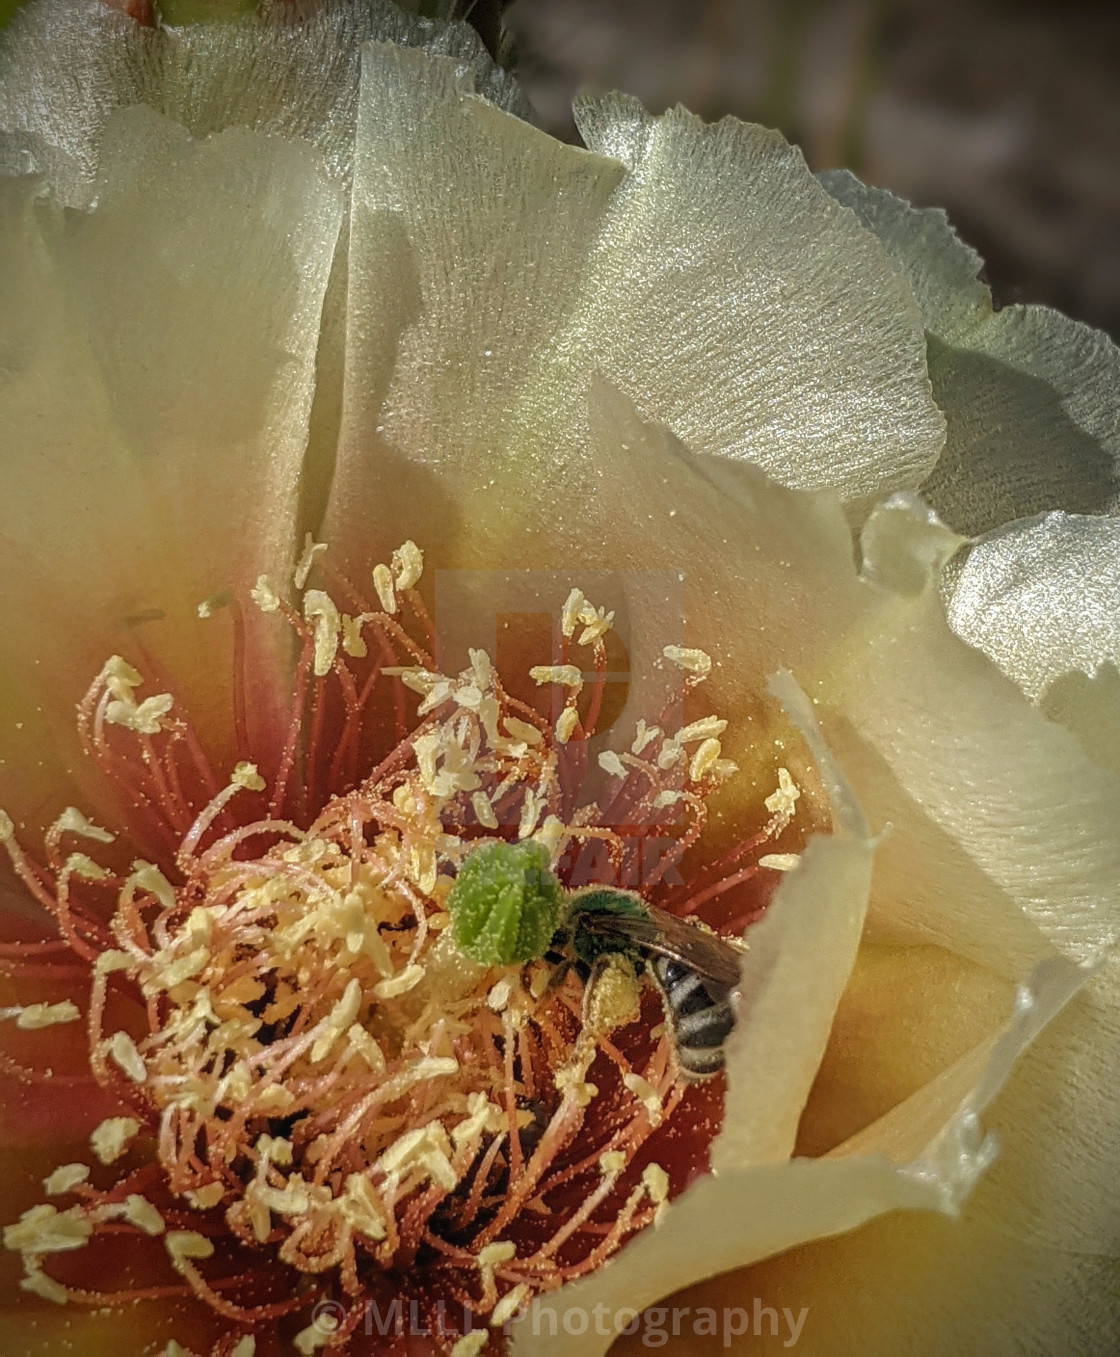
[323,36,943,580]
[0,107,341,791]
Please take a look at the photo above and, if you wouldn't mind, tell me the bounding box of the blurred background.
[492,0,1120,339]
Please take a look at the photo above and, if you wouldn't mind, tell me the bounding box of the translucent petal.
[0,0,526,203]
[822,498,1120,976]
[323,45,944,559]
[820,170,1120,533]
[568,97,944,501]
[679,949,1120,1355]
[0,109,341,801]
[945,512,1120,778]
[714,675,873,1173]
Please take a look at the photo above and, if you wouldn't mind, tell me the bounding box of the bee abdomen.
[650,956,737,1078]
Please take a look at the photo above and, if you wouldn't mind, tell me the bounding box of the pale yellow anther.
[340,1173,387,1241]
[372,563,397,615]
[128,861,176,910]
[529,664,583,689]
[91,1116,141,1164]
[555,707,580,744]
[631,720,660,754]
[450,1333,488,1357]
[477,1240,516,1270]
[533,815,567,860]
[108,1031,147,1083]
[341,613,368,657]
[487,977,514,1012]
[6,1000,80,1029]
[599,1150,627,1176]
[471,790,498,829]
[653,790,682,809]
[294,1321,335,1354]
[663,644,712,678]
[255,1134,294,1167]
[383,666,440,694]
[197,590,232,620]
[106,692,174,735]
[123,1194,165,1236]
[503,716,543,746]
[20,1266,69,1305]
[392,539,425,591]
[166,1230,215,1263]
[517,790,543,840]
[468,647,493,689]
[676,716,728,744]
[657,739,684,770]
[250,575,281,613]
[99,655,143,702]
[3,1204,92,1255]
[689,737,723,782]
[231,762,266,793]
[0,809,12,841]
[641,1162,670,1204]
[373,965,425,1000]
[303,589,341,677]
[598,750,626,779]
[95,949,134,975]
[53,807,115,845]
[576,602,615,646]
[43,1164,89,1196]
[623,1071,663,1121]
[561,587,586,638]
[293,533,327,590]
[759,853,801,872]
[231,1338,256,1357]
[63,852,109,882]
[491,1283,531,1327]
[186,1182,225,1210]
[311,979,363,1061]
[765,767,801,817]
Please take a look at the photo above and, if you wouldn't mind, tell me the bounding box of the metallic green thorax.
[564,888,649,967]
[447,840,565,966]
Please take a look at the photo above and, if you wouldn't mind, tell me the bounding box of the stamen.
[1,557,806,1350]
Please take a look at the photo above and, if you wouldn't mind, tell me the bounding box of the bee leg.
[581,954,642,1034]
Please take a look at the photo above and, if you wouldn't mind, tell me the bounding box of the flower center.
[1,540,802,1351]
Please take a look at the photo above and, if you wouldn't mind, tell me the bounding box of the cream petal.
[796,942,1017,1159]
[945,512,1120,779]
[567,96,944,501]
[678,952,1120,1354]
[714,674,873,1173]
[820,498,1120,976]
[0,108,341,790]
[509,956,1085,1356]
[0,0,526,203]
[820,170,1120,533]
[322,45,944,560]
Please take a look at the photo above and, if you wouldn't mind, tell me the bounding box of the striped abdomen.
[649,955,737,1079]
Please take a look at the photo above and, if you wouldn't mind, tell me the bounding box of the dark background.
[489,0,1120,340]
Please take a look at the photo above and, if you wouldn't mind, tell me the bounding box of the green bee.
[447,840,745,1080]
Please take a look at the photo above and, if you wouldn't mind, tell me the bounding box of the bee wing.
[577,903,745,989]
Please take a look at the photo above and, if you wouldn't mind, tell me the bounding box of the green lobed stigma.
[447,840,565,966]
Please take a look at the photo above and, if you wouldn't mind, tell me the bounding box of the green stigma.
[447,840,565,966]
